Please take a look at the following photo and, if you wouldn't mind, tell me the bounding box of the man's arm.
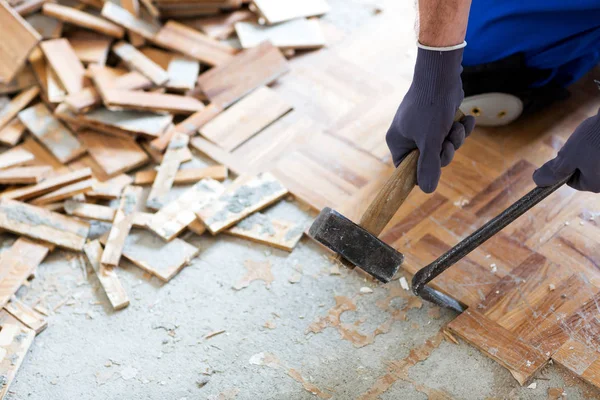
[385,0,474,193]
[418,0,471,47]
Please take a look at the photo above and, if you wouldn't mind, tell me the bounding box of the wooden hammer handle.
[358,109,466,236]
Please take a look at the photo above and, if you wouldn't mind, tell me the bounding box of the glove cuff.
[411,46,464,106]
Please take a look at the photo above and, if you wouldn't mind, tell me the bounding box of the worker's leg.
[460,0,600,126]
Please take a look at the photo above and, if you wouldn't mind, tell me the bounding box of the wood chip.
[40,38,88,94]
[101,1,159,40]
[1,168,92,201]
[146,133,189,210]
[251,0,330,25]
[113,41,169,86]
[84,240,129,310]
[0,165,52,184]
[0,199,89,250]
[227,213,304,252]
[0,0,41,83]
[0,324,35,398]
[197,41,289,108]
[18,103,86,163]
[134,165,227,185]
[42,3,125,38]
[0,86,39,131]
[147,178,224,241]
[200,86,291,151]
[101,185,143,267]
[197,172,288,234]
[4,297,48,334]
[78,129,149,177]
[30,177,95,205]
[235,18,325,50]
[152,20,236,66]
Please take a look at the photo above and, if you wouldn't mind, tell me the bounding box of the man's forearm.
[418,0,471,47]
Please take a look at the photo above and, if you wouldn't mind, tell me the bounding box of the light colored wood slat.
[18,103,86,163]
[197,172,288,234]
[0,238,48,308]
[0,86,39,130]
[77,129,149,177]
[134,165,227,185]
[121,0,145,47]
[4,297,47,333]
[64,200,151,227]
[0,0,41,83]
[152,20,236,66]
[83,240,129,310]
[69,36,112,65]
[86,173,133,199]
[0,66,37,95]
[19,136,65,172]
[147,178,224,241]
[101,185,143,267]
[27,13,63,39]
[149,103,223,152]
[40,38,87,94]
[46,64,67,103]
[1,168,91,200]
[166,56,199,92]
[146,133,189,210]
[103,89,205,114]
[0,166,52,184]
[200,86,291,151]
[235,18,325,50]
[251,0,330,25]
[113,41,168,86]
[190,136,246,175]
[30,177,95,205]
[0,118,27,146]
[447,309,547,385]
[101,2,159,40]
[42,3,125,38]
[184,9,254,40]
[227,213,304,252]
[0,200,88,250]
[157,6,220,18]
[0,324,35,399]
[110,229,200,282]
[197,41,289,108]
[67,68,152,113]
[0,147,34,170]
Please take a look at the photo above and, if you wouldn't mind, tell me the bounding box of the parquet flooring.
[188,2,600,390]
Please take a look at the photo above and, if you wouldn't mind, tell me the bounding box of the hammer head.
[308,207,403,283]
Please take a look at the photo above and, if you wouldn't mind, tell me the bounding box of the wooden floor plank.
[42,3,124,38]
[4,297,48,334]
[1,168,91,201]
[0,86,39,131]
[64,200,151,228]
[0,166,52,184]
[146,133,189,210]
[134,165,227,185]
[227,213,304,252]
[251,0,330,25]
[0,324,35,399]
[101,1,159,40]
[84,240,130,310]
[235,18,325,50]
[113,41,168,86]
[30,177,95,205]
[40,38,88,95]
[0,118,27,146]
[102,89,205,114]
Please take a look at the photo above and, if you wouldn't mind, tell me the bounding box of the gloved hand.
[386,46,475,193]
[533,112,600,192]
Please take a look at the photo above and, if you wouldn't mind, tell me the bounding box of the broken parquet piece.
[251,0,330,25]
[84,240,130,310]
[85,173,133,200]
[117,229,200,282]
[113,41,169,86]
[42,3,125,38]
[77,129,149,177]
[134,165,227,185]
[196,172,289,234]
[1,168,92,201]
[0,0,41,83]
[227,213,304,252]
[68,34,112,65]
[0,147,34,170]
[101,1,159,40]
[0,118,27,146]
[4,297,48,334]
[146,133,189,210]
[0,199,89,250]
[199,86,292,151]
[0,238,49,309]
[147,178,224,241]
[187,9,254,40]
[152,20,236,66]
[64,200,152,228]
[102,89,205,114]
[0,324,35,399]
[0,166,52,185]
[30,178,96,205]
[101,185,143,267]
[18,103,86,163]
[197,41,289,108]
[40,38,88,95]
[235,18,325,50]
[0,86,39,131]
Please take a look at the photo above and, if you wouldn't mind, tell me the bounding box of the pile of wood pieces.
[0,0,330,395]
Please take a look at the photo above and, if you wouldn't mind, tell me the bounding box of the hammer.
[309,110,570,312]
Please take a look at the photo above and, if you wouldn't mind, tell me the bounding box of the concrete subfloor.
[7,1,600,399]
[7,196,599,399]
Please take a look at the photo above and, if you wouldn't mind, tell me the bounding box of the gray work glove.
[533,112,600,192]
[386,47,475,193]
